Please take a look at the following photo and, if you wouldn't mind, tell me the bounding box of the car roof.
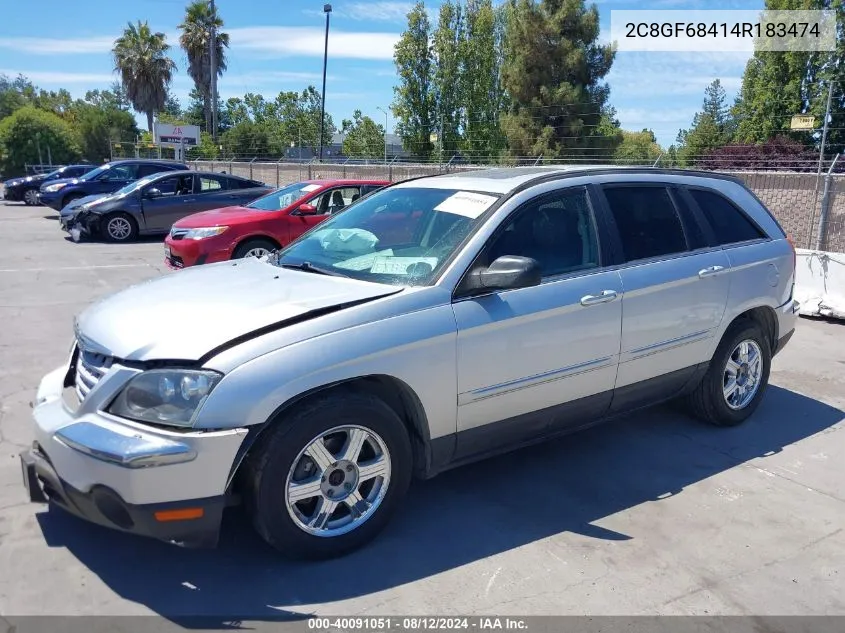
[107,159,187,166]
[393,165,741,195]
[300,179,391,186]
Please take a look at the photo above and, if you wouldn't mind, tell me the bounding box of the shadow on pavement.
[36,385,843,623]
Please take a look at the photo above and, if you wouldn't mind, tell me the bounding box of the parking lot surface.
[0,199,844,619]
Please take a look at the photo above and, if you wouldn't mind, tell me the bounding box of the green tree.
[460,0,507,161]
[221,120,271,158]
[614,129,663,165]
[179,0,229,135]
[112,21,177,132]
[341,110,386,159]
[392,2,435,159]
[72,101,138,162]
[0,74,37,120]
[187,131,219,159]
[500,0,614,158]
[676,80,735,165]
[0,106,80,174]
[432,0,463,158]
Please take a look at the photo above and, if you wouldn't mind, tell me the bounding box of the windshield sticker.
[433,191,498,219]
[302,184,322,192]
[370,256,439,275]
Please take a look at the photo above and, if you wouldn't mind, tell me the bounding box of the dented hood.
[75,257,401,362]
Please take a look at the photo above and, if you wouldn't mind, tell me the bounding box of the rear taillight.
[786,234,797,270]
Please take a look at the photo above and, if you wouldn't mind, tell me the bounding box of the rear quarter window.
[689,188,766,245]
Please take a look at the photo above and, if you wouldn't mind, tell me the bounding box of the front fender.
[193,303,459,447]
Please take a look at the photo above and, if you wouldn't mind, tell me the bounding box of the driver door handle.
[698,265,725,278]
[580,290,618,306]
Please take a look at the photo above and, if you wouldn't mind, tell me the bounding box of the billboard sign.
[154,122,200,146]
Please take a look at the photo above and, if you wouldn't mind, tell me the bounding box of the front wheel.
[232,238,277,260]
[685,321,772,426]
[102,212,138,243]
[243,392,413,559]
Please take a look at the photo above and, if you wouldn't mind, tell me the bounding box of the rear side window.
[689,189,766,245]
[199,176,225,191]
[602,186,688,262]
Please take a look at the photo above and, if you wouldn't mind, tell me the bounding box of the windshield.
[112,175,159,196]
[274,186,501,287]
[247,182,323,211]
[78,164,111,181]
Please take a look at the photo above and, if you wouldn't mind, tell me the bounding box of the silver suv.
[21,166,799,559]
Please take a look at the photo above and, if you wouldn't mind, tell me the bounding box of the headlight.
[44,183,68,193]
[107,369,222,427]
[182,226,228,240]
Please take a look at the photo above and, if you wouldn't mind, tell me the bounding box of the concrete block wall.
[192,162,845,254]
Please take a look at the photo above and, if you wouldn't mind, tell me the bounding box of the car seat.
[328,190,346,214]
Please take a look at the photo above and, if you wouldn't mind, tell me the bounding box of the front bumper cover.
[21,445,225,548]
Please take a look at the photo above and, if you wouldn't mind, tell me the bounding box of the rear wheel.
[685,321,771,426]
[243,392,413,559]
[103,212,138,243]
[232,238,277,260]
[23,189,39,206]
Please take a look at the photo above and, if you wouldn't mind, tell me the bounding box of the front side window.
[602,186,688,262]
[145,174,193,197]
[689,188,766,245]
[274,187,501,286]
[309,187,361,215]
[486,187,600,278]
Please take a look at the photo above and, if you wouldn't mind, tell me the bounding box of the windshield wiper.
[279,261,348,277]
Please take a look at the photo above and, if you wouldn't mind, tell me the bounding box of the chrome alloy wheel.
[285,425,391,537]
[723,339,763,410]
[106,216,132,240]
[244,246,270,258]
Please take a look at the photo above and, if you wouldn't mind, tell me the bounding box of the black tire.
[232,238,278,260]
[685,320,772,427]
[242,391,413,559]
[102,212,138,243]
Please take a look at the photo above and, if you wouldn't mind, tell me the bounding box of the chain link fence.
[189,159,845,254]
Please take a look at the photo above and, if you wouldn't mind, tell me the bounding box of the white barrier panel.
[794,248,845,320]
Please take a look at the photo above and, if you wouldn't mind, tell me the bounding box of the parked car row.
[2,164,94,205]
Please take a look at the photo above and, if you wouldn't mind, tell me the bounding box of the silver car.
[21,166,799,559]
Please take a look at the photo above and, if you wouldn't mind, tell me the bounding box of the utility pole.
[209,0,218,144]
[808,79,835,248]
[377,106,388,164]
[318,4,332,162]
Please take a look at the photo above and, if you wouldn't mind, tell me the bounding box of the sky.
[0,0,763,149]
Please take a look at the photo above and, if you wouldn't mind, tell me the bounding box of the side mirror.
[145,188,162,199]
[297,203,318,215]
[470,255,542,293]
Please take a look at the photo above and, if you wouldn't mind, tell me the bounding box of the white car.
[21,166,799,559]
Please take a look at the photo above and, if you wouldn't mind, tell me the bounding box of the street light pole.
[377,106,388,165]
[318,4,332,162]
[209,0,218,143]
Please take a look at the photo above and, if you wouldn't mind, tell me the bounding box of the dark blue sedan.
[3,164,93,205]
[62,170,272,242]
[39,159,188,211]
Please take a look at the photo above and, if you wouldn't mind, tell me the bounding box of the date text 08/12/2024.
[307,617,528,631]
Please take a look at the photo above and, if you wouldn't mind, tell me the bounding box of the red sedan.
[164,179,390,269]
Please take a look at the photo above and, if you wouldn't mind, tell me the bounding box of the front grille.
[169,228,187,241]
[74,346,113,402]
[168,254,184,268]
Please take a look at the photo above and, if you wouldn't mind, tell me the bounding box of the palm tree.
[179,0,229,136]
[113,21,177,132]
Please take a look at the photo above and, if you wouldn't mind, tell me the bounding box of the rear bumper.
[21,446,225,548]
[773,299,800,357]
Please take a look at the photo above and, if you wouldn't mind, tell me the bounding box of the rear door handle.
[698,265,725,278]
[580,290,618,306]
